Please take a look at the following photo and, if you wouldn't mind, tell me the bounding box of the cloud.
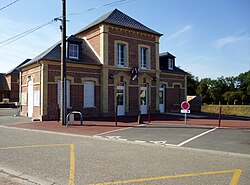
[215,36,249,48]
[166,25,192,39]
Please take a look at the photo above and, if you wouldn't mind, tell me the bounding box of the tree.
[236,70,250,104]
[187,74,199,95]
[223,91,233,105]
[196,78,212,103]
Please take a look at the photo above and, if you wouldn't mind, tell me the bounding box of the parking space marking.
[0,143,75,185]
[150,141,167,145]
[178,128,217,146]
[106,136,121,139]
[89,169,242,185]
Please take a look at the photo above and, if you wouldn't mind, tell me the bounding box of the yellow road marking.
[230,169,242,185]
[69,144,75,185]
[0,143,70,150]
[90,169,242,185]
[0,144,75,185]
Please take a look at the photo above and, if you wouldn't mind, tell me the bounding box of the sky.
[0,0,249,79]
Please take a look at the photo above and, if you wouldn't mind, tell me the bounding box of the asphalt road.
[0,115,31,125]
[99,124,250,155]
[0,125,250,185]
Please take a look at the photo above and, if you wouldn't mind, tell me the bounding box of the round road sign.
[181,101,190,110]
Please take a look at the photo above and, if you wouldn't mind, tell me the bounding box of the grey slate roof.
[0,73,9,91]
[159,52,188,75]
[75,9,162,36]
[159,52,176,58]
[20,36,101,69]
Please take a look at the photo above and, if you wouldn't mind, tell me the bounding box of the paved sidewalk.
[5,113,250,136]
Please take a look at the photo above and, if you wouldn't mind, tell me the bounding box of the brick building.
[19,9,188,120]
[0,59,30,103]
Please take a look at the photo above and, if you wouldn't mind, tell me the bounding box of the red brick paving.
[8,114,250,136]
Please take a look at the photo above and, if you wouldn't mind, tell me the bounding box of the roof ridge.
[75,9,162,36]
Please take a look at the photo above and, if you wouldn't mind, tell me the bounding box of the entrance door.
[159,86,165,113]
[28,80,33,117]
[117,85,125,116]
[140,85,148,114]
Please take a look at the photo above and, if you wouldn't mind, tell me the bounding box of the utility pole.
[60,0,67,125]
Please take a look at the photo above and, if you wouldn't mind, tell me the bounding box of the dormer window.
[168,58,174,70]
[69,43,79,59]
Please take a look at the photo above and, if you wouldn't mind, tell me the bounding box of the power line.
[0,20,54,48]
[0,0,136,48]
[0,0,20,11]
[68,0,135,16]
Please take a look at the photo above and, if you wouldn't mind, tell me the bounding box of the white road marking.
[95,126,133,136]
[165,143,179,147]
[106,136,121,139]
[118,138,128,141]
[178,128,217,147]
[135,140,146,143]
[150,141,167,145]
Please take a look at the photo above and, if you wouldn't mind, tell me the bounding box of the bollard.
[115,105,118,127]
[218,106,222,127]
[148,104,151,123]
[56,104,60,122]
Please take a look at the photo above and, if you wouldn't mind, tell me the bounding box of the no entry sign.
[181,101,190,110]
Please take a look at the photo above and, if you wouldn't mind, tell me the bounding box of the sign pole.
[181,101,190,126]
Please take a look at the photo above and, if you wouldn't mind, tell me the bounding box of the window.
[168,58,174,70]
[57,80,70,108]
[84,81,94,108]
[117,43,127,67]
[140,47,149,69]
[69,44,79,59]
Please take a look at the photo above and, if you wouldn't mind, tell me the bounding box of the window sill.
[69,57,79,60]
[116,65,128,68]
[83,106,96,109]
[140,67,150,71]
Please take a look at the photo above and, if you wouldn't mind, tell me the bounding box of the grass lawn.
[202,105,250,117]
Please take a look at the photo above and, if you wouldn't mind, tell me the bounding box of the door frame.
[28,79,33,117]
[159,86,165,113]
[116,85,125,116]
[140,85,148,114]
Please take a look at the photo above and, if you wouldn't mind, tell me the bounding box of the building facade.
[19,9,188,120]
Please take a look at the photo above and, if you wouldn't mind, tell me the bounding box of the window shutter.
[57,81,61,107]
[124,46,127,67]
[84,81,94,107]
[67,80,70,108]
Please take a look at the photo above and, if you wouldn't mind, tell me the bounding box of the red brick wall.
[128,86,139,115]
[76,26,100,56]
[46,64,102,119]
[20,66,41,118]
[108,27,156,69]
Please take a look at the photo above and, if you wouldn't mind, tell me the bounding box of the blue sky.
[0,0,249,79]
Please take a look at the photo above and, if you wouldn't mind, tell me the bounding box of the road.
[99,124,250,155]
[0,124,250,185]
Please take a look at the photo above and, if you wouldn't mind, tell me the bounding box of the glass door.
[117,85,125,116]
[140,85,148,114]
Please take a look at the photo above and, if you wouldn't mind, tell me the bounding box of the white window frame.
[140,47,149,69]
[57,80,70,108]
[84,81,95,108]
[138,44,150,70]
[69,44,79,59]
[117,44,126,67]
[168,58,174,70]
[115,41,128,67]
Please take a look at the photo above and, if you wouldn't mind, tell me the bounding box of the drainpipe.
[18,69,22,116]
[38,61,42,119]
